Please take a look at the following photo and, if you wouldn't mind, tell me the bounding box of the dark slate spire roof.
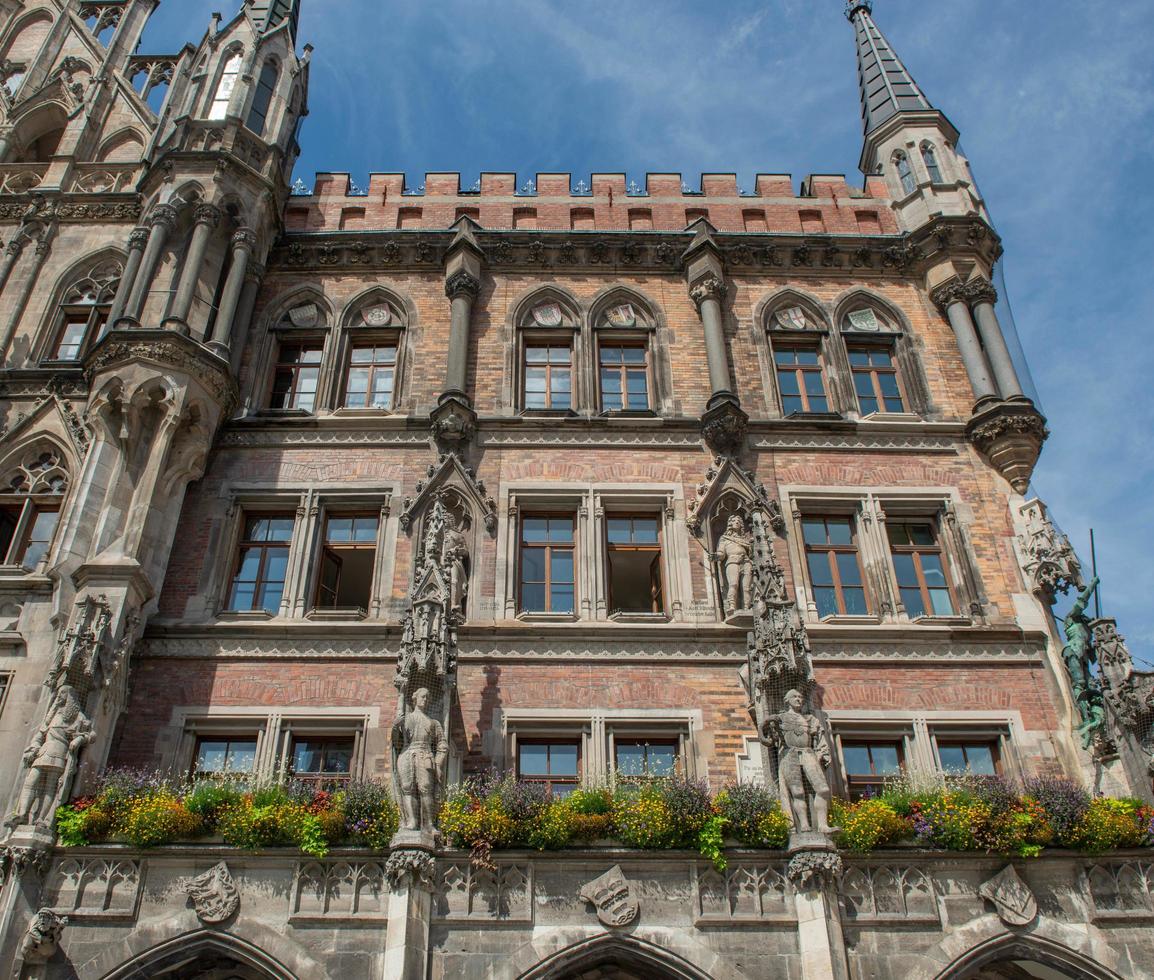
[246,0,300,40]
[846,0,933,136]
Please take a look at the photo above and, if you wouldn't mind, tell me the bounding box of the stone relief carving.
[19,908,66,966]
[841,866,939,923]
[438,862,532,921]
[181,862,240,924]
[399,453,497,534]
[786,849,843,891]
[385,849,436,888]
[1087,861,1154,919]
[580,866,640,928]
[765,690,837,836]
[979,865,1037,927]
[391,688,447,838]
[694,863,792,922]
[1018,499,1083,599]
[45,858,141,919]
[292,861,387,919]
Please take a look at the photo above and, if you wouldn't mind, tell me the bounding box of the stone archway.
[517,934,715,980]
[98,930,300,980]
[936,933,1125,980]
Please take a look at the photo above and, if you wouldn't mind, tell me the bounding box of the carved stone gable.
[687,456,783,537]
[400,453,497,534]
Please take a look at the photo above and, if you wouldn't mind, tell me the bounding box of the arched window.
[0,446,68,570]
[0,12,53,96]
[208,51,242,121]
[245,60,278,136]
[921,143,943,183]
[895,152,916,195]
[594,297,658,414]
[337,292,407,411]
[517,296,579,413]
[46,260,122,361]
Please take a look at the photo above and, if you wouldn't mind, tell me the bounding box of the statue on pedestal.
[764,689,837,836]
[442,516,469,619]
[392,688,447,836]
[715,514,753,617]
[1062,577,1106,747]
[5,685,92,831]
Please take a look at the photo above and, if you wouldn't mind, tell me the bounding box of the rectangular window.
[314,513,378,611]
[228,514,294,613]
[290,736,355,787]
[0,502,59,570]
[54,312,92,360]
[842,740,903,800]
[888,520,955,618]
[523,343,572,410]
[270,342,323,411]
[343,343,396,409]
[615,739,678,778]
[937,739,999,776]
[802,516,868,617]
[519,515,575,614]
[775,345,829,414]
[599,343,649,411]
[193,736,257,777]
[849,345,905,414]
[606,515,663,615]
[517,739,580,796]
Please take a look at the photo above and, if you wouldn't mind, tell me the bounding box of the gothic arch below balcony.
[514,933,718,980]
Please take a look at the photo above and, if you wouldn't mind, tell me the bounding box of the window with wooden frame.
[774,343,830,415]
[342,341,397,410]
[227,513,294,613]
[887,519,955,618]
[288,735,355,787]
[841,740,904,800]
[519,514,576,615]
[598,342,650,412]
[801,515,869,618]
[522,341,573,411]
[314,513,378,611]
[517,739,581,797]
[48,266,120,361]
[0,450,67,571]
[605,514,663,615]
[614,738,678,779]
[848,343,906,415]
[270,340,323,411]
[192,735,258,777]
[935,737,1000,776]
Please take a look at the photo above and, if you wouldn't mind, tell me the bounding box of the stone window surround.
[197,482,399,623]
[493,706,704,785]
[245,293,414,419]
[496,482,692,624]
[826,709,1025,796]
[166,705,379,781]
[755,289,932,422]
[780,485,986,628]
[502,289,676,418]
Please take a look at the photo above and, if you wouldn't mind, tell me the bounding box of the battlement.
[284,171,896,235]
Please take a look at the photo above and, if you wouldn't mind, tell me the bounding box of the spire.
[246,0,300,41]
[846,0,932,136]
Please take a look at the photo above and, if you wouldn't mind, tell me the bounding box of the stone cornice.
[0,194,142,223]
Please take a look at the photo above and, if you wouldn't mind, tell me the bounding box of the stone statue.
[392,688,447,836]
[764,689,836,836]
[6,684,92,830]
[19,908,67,966]
[442,517,469,618]
[1062,577,1105,747]
[715,514,753,616]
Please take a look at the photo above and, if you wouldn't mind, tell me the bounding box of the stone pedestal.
[382,843,437,980]
[787,835,849,980]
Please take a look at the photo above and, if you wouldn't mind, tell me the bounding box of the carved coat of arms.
[777,306,808,330]
[361,304,392,327]
[605,303,636,328]
[580,865,640,927]
[979,865,1037,926]
[532,302,563,327]
[287,302,319,328]
[846,308,881,332]
[182,861,240,924]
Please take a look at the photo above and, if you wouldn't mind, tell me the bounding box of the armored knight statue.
[715,514,753,616]
[764,689,837,836]
[391,688,448,836]
[442,516,469,618]
[5,684,92,831]
[1062,577,1105,747]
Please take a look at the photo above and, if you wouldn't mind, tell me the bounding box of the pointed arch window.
[517,297,579,414]
[47,261,121,361]
[921,144,943,184]
[0,448,68,571]
[338,294,407,412]
[895,152,916,195]
[208,51,242,121]
[594,299,657,414]
[245,60,279,136]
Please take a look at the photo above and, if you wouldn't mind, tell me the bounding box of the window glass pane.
[626,387,648,410]
[234,548,261,581]
[520,582,546,611]
[522,518,548,543]
[353,517,379,542]
[887,523,911,546]
[196,741,229,772]
[853,373,875,397]
[870,350,893,367]
[777,370,800,396]
[774,349,798,366]
[843,745,873,775]
[814,587,839,619]
[963,745,996,775]
[901,587,926,618]
[804,371,826,396]
[807,553,834,587]
[878,373,901,399]
[938,745,966,772]
[836,552,862,586]
[550,585,574,614]
[551,549,574,585]
[550,743,579,776]
[826,519,853,546]
[607,518,632,543]
[521,547,546,582]
[19,510,58,569]
[293,741,324,772]
[920,553,947,587]
[322,743,353,773]
[257,580,285,614]
[781,395,803,415]
[647,743,676,776]
[631,519,659,545]
[616,743,645,776]
[548,346,571,364]
[622,347,646,364]
[55,320,88,359]
[327,517,354,542]
[802,519,827,546]
[229,582,255,610]
[553,369,572,393]
[891,553,918,587]
[843,587,868,616]
[872,745,901,774]
[909,524,935,546]
[883,394,905,413]
[848,350,871,367]
[519,743,549,776]
[548,517,574,543]
[930,588,955,616]
[223,741,256,773]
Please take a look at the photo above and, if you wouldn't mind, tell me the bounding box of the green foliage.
[698,814,728,870]
[715,784,790,848]
[184,781,244,828]
[54,805,88,848]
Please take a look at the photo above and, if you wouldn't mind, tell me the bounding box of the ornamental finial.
[846,0,873,20]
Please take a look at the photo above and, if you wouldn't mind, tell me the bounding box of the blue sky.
[144,1,1154,661]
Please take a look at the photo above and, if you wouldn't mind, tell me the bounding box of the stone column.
[788,844,851,980]
[207,228,257,354]
[0,232,52,363]
[444,270,479,400]
[166,203,221,330]
[0,237,25,296]
[228,261,264,374]
[966,277,1026,401]
[383,851,436,980]
[690,275,735,405]
[107,226,150,327]
[123,204,179,323]
[932,279,996,407]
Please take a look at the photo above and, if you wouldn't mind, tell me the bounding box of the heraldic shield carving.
[580,865,640,927]
[978,865,1037,927]
[182,861,240,924]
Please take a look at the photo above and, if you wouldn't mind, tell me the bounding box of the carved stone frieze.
[694,863,793,923]
[0,199,141,222]
[841,865,939,923]
[292,861,387,920]
[437,861,532,922]
[979,865,1037,926]
[45,858,142,919]
[181,861,239,924]
[399,452,497,534]
[1087,861,1154,920]
[687,455,784,537]
[1018,498,1083,600]
[786,849,843,891]
[85,332,238,411]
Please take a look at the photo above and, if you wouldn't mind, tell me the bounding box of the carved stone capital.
[127,226,150,251]
[385,848,436,889]
[967,401,1048,493]
[244,261,266,284]
[430,394,477,450]
[4,237,24,257]
[689,275,726,309]
[786,848,843,890]
[149,203,179,232]
[231,228,258,253]
[701,398,748,456]
[445,270,480,300]
[193,203,223,229]
[963,276,998,307]
[930,277,968,312]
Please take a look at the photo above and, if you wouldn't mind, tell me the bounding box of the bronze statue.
[715,514,753,616]
[764,689,836,835]
[392,688,447,835]
[1062,576,1105,747]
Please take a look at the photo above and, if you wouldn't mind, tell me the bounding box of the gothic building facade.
[0,1,1149,978]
